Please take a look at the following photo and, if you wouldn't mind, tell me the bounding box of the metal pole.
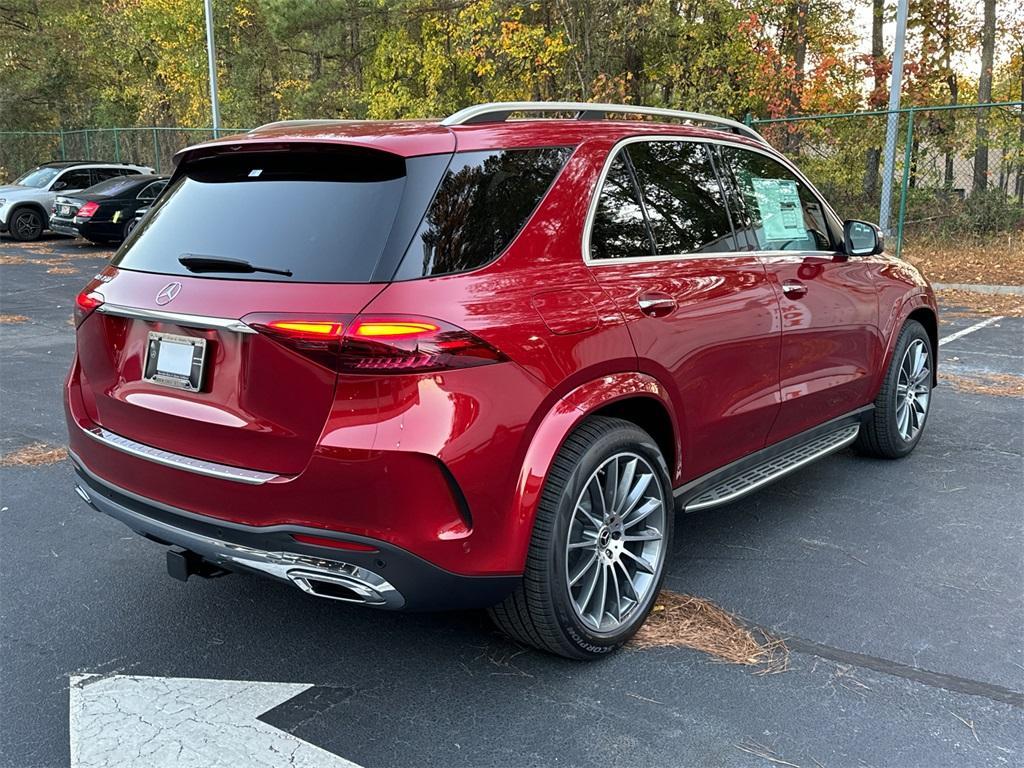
[895,108,915,259]
[879,0,909,233]
[204,0,221,137]
[114,128,121,163]
[152,127,160,174]
[59,129,66,161]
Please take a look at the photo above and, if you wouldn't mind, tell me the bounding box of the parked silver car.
[0,161,154,241]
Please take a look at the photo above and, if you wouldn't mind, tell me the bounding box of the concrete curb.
[932,283,1024,296]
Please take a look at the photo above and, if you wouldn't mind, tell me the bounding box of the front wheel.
[9,207,44,241]
[856,319,933,458]
[489,417,673,659]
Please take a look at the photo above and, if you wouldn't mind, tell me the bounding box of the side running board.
[684,424,861,512]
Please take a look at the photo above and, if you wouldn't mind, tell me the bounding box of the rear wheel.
[856,319,933,458]
[9,207,44,241]
[489,417,673,659]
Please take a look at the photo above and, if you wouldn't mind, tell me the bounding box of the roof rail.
[248,119,358,134]
[441,101,767,145]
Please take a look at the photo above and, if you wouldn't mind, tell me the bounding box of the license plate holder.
[143,332,206,392]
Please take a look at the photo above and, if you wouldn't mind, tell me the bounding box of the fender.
[872,289,939,396]
[6,201,50,228]
[501,371,679,573]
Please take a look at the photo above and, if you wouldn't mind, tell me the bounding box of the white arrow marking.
[69,674,361,768]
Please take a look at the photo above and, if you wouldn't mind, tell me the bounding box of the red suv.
[65,102,937,659]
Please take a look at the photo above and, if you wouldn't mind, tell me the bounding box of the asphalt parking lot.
[2,234,1022,768]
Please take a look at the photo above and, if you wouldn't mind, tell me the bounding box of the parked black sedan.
[50,174,167,244]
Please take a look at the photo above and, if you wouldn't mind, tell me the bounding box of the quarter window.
[396,147,571,279]
[720,147,834,251]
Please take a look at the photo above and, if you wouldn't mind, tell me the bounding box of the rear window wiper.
[178,254,293,277]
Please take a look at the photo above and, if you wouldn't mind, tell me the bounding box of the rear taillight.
[77,201,99,219]
[341,316,506,373]
[74,290,104,327]
[244,313,507,374]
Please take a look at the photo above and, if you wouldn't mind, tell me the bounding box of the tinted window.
[137,181,166,200]
[396,147,570,279]
[113,148,409,282]
[55,169,93,190]
[628,141,737,255]
[589,153,653,260]
[83,176,148,197]
[721,147,834,251]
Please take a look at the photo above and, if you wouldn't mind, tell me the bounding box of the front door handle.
[637,292,677,317]
[781,279,808,299]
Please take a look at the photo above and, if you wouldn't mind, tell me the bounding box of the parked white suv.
[0,161,154,241]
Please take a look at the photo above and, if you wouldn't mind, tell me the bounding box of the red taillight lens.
[244,313,506,374]
[74,290,104,327]
[76,201,99,219]
[339,316,507,373]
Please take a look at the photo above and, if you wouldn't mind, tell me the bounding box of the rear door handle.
[781,279,807,299]
[637,292,677,317]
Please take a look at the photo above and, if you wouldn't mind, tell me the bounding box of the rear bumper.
[49,217,79,237]
[70,453,519,611]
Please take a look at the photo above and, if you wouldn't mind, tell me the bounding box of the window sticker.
[751,177,806,242]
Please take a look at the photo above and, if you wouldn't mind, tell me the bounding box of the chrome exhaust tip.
[74,485,91,503]
[287,566,403,609]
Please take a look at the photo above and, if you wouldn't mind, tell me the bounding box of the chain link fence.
[0,127,246,180]
[2,102,1021,256]
[748,101,1024,257]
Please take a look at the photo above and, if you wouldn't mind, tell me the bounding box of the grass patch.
[0,443,68,467]
[632,591,788,671]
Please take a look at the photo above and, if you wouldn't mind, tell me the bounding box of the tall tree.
[973,0,997,192]
[864,0,886,199]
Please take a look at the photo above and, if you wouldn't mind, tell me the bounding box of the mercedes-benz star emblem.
[155,281,182,306]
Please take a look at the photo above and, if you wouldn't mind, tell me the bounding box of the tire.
[8,207,44,241]
[489,416,674,659]
[123,218,138,240]
[855,319,933,459]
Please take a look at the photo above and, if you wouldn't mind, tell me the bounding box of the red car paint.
[65,116,937,585]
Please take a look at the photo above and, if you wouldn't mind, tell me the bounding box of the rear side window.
[394,147,571,279]
[627,141,737,254]
[589,152,654,260]
[720,146,834,251]
[113,148,409,282]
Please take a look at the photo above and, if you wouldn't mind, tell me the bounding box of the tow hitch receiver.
[167,546,230,582]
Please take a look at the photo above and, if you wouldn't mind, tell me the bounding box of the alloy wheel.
[565,452,667,633]
[13,210,41,240]
[896,338,931,441]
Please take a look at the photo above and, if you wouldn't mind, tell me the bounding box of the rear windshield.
[112,148,410,283]
[84,176,153,198]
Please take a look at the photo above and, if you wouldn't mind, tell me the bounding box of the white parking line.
[938,316,1005,347]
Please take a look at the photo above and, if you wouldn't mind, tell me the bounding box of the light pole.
[204,0,221,137]
[878,0,909,234]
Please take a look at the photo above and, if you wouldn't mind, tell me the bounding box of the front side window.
[720,147,834,252]
[395,146,571,279]
[627,141,737,255]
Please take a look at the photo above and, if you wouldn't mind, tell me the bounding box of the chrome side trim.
[96,303,256,334]
[81,425,280,485]
[441,101,768,145]
[685,424,860,511]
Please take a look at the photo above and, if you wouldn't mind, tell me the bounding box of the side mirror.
[843,220,884,256]
[52,180,67,191]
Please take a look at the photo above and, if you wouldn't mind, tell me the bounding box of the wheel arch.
[875,292,939,396]
[503,372,680,573]
[7,201,50,235]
